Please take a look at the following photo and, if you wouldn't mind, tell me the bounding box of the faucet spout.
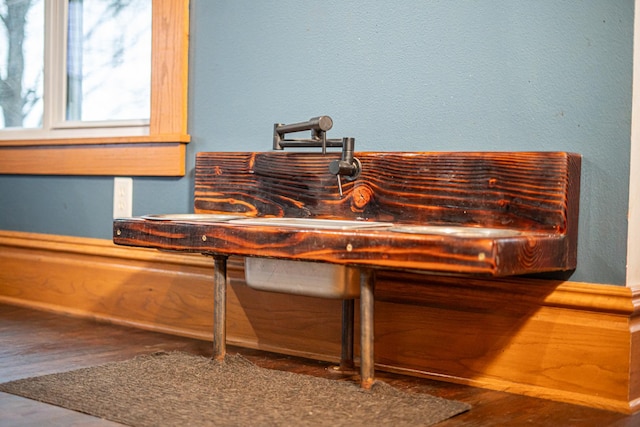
[274,116,333,140]
[273,116,341,153]
[273,116,360,196]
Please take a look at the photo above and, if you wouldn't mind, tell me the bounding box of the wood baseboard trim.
[0,230,637,413]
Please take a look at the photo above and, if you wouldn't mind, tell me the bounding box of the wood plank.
[1,231,637,413]
[150,0,190,136]
[0,143,185,176]
[193,151,580,232]
[114,217,570,275]
[0,134,190,147]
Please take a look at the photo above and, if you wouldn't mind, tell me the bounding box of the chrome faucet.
[273,116,360,196]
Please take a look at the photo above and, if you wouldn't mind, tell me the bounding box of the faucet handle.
[329,159,357,176]
[329,158,361,196]
[336,175,344,197]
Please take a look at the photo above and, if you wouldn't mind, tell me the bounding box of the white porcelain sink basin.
[389,225,523,238]
[244,257,360,298]
[229,217,393,230]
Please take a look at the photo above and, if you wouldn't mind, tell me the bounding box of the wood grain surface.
[115,151,580,276]
[194,151,579,231]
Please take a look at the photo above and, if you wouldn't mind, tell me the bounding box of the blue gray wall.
[0,0,633,284]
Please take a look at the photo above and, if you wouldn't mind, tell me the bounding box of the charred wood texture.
[115,151,580,277]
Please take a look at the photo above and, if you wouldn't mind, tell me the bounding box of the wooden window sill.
[0,137,189,176]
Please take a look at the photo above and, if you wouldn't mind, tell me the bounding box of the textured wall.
[0,0,634,284]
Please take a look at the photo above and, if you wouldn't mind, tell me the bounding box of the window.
[2,0,151,136]
[0,0,190,176]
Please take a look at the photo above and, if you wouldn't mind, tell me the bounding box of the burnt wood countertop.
[113,151,581,278]
[114,217,567,276]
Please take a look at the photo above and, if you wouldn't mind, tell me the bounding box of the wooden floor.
[0,303,638,427]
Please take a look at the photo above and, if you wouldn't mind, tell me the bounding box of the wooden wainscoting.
[0,230,638,413]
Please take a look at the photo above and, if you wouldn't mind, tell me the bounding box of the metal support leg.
[340,299,355,371]
[360,268,375,389]
[213,255,228,361]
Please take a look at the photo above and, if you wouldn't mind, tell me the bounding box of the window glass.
[66,0,151,122]
[0,0,44,129]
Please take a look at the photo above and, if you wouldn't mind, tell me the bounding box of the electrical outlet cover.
[113,177,133,219]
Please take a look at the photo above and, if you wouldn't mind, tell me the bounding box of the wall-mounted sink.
[116,150,580,277]
[229,217,393,230]
[244,257,360,298]
[115,150,581,391]
[389,225,524,238]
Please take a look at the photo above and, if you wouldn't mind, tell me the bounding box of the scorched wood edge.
[113,151,581,277]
